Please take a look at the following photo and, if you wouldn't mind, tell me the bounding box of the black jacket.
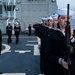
[44,30,75,75]
[6,25,12,35]
[14,26,21,35]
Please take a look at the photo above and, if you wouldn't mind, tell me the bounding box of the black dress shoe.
[0,72,3,74]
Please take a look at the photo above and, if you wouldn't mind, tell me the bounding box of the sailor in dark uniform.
[40,16,54,74]
[38,17,49,74]
[33,17,48,73]
[6,22,12,44]
[14,22,21,44]
[33,22,40,36]
[0,29,3,74]
[28,24,31,36]
[33,16,54,74]
[44,8,75,75]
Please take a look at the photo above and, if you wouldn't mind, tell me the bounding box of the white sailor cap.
[8,22,11,24]
[52,14,58,19]
[41,17,44,20]
[56,8,74,16]
[16,22,19,24]
[41,17,48,21]
[47,16,53,20]
[41,17,45,20]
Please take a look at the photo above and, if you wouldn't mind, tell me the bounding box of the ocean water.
[71,19,75,30]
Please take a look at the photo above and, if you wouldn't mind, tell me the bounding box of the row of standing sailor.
[33,8,75,75]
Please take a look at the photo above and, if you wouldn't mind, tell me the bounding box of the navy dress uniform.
[44,8,75,75]
[33,17,54,74]
[14,22,21,44]
[33,23,39,36]
[0,29,3,74]
[33,17,48,73]
[28,24,31,36]
[33,22,47,73]
[6,22,12,44]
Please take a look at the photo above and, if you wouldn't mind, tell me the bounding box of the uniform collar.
[55,28,65,36]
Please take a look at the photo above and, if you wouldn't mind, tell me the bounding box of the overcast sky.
[57,0,75,9]
[57,0,75,18]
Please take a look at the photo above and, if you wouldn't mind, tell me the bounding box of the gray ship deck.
[0,34,43,75]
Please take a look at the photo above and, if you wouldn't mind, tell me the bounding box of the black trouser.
[40,54,45,74]
[7,34,12,43]
[35,30,38,36]
[44,63,65,75]
[15,34,19,44]
[29,30,31,36]
[40,46,46,74]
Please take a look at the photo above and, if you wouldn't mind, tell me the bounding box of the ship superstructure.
[0,0,58,34]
